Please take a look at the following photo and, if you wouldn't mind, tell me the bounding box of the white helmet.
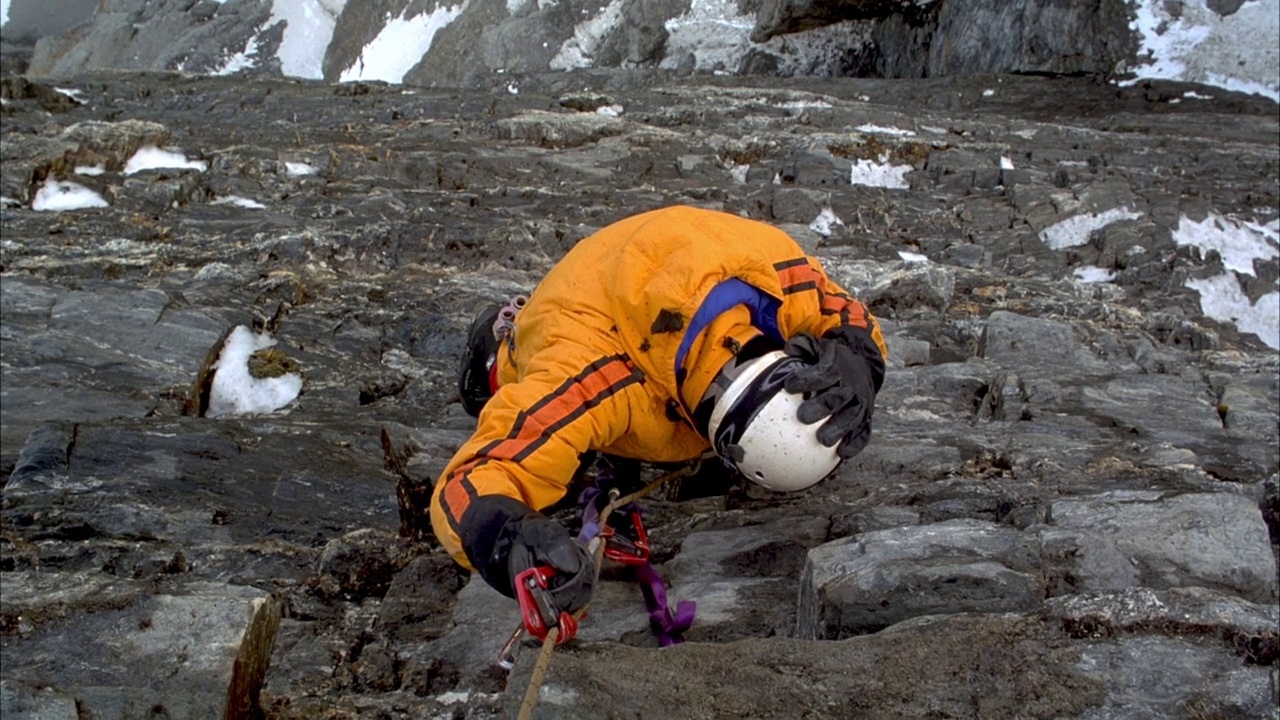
[706,350,840,492]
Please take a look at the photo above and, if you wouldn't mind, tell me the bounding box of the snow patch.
[778,99,833,111]
[1186,275,1280,349]
[850,154,911,189]
[538,685,581,706]
[551,0,628,70]
[898,251,929,263]
[1038,207,1143,251]
[1174,212,1279,349]
[271,0,345,79]
[1073,266,1116,283]
[124,146,208,174]
[1123,0,1279,102]
[212,196,267,209]
[340,3,467,83]
[1172,212,1279,276]
[214,31,264,75]
[31,178,109,212]
[809,208,843,237]
[856,124,915,137]
[206,326,303,418]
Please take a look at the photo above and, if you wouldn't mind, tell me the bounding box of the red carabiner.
[600,509,651,565]
[513,566,578,643]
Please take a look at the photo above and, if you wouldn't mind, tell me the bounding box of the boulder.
[0,573,280,719]
[796,518,1043,639]
[978,310,1109,375]
[664,517,829,641]
[1040,491,1279,604]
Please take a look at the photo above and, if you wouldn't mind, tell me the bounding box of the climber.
[430,205,887,622]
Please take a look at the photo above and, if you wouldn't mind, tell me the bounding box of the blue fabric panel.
[674,278,782,378]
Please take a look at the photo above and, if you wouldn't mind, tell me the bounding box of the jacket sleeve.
[774,255,888,363]
[430,349,644,595]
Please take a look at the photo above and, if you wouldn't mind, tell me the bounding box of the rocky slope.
[1,66,1277,718]
[4,0,1278,101]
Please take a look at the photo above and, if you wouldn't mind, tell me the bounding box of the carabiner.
[513,566,578,644]
[600,509,651,565]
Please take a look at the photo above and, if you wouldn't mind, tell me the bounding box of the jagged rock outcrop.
[7,0,1278,97]
[1,65,1277,718]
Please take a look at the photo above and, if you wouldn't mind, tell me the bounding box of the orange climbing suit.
[430,206,887,569]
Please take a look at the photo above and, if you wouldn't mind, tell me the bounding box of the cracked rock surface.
[1,69,1277,718]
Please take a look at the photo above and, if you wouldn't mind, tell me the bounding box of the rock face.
[1,62,1277,718]
[5,0,1278,98]
[754,0,1139,77]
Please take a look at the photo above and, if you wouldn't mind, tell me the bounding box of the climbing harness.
[499,463,700,720]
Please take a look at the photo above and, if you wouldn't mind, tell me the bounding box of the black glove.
[460,496,596,614]
[783,326,885,459]
[507,515,595,614]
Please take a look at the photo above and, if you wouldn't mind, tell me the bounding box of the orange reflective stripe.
[440,473,478,531]
[437,355,640,530]
[821,291,870,328]
[774,258,820,295]
[483,356,640,462]
[821,292,849,315]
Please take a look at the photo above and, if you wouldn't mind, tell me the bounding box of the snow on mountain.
[1123,0,1279,101]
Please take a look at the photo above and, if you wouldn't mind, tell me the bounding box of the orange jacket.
[431,206,886,569]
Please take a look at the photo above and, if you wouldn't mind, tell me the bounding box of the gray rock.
[421,576,519,690]
[1219,371,1280,441]
[1072,637,1276,720]
[1,574,280,719]
[796,518,1043,638]
[1047,586,1279,664]
[1078,375,1277,477]
[664,516,828,640]
[834,433,962,484]
[752,0,905,43]
[0,681,79,720]
[979,309,1108,375]
[492,111,630,149]
[928,0,1136,77]
[828,505,920,538]
[314,528,412,600]
[502,613,1109,719]
[1042,492,1278,603]
[861,263,955,317]
[882,333,930,367]
[28,0,278,77]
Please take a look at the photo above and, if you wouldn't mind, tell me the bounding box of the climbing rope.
[514,463,698,720]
